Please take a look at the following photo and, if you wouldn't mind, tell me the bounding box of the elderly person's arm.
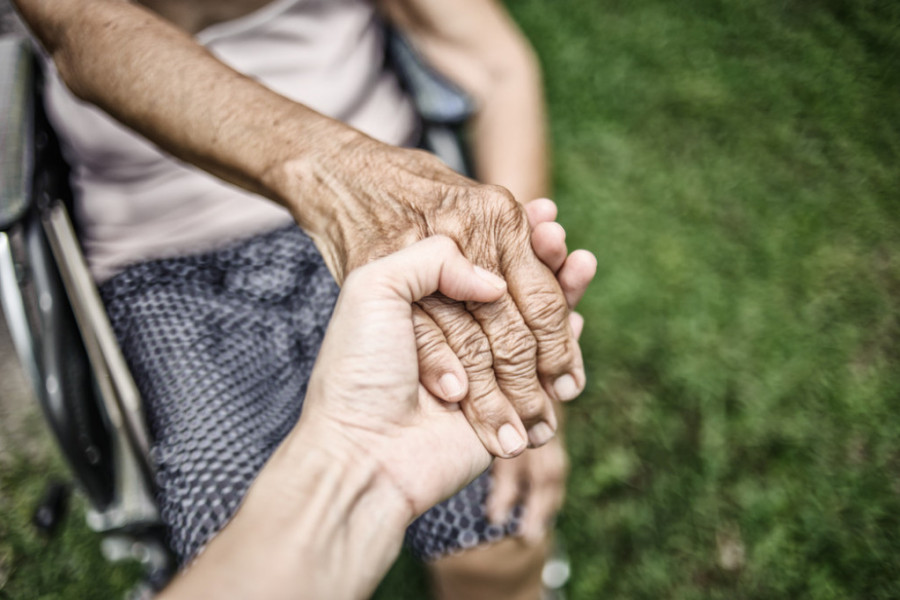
[12,0,584,458]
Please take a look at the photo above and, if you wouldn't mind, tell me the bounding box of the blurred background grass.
[2,0,899,597]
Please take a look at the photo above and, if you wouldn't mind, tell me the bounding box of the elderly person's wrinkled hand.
[293,139,588,458]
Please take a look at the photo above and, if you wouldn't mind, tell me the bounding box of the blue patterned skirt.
[99,225,520,563]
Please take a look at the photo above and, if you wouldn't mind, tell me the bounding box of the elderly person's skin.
[159,232,591,600]
[15,0,578,456]
[12,0,594,594]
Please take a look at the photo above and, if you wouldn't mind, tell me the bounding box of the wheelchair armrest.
[0,36,34,230]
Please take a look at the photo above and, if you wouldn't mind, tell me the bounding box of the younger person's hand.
[161,236,512,600]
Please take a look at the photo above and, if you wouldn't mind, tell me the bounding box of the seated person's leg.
[409,472,549,600]
[428,536,549,600]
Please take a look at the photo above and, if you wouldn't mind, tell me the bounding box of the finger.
[413,306,468,402]
[524,198,558,228]
[519,480,564,545]
[495,204,587,402]
[419,294,529,458]
[500,235,586,402]
[354,235,506,305]
[464,291,560,445]
[487,458,524,525]
[557,249,597,309]
[569,312,584,341]
[518,451,567,545]
[531,221,568,274]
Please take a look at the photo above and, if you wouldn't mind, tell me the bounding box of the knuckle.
[419,293,456,311]
[525,306,578,374]
[412,309,437,330]
[481,184,517,208]
[442,186,528,265]
[537,338,576,376]
[478,185,528,230]
[458,333,494,375]
[513,396,547,422]
[414,328,447,364]
[491,326,538,369]
[457,347,493,386]
[412,310,439,336]
[414,334,444,356]
[524,289,570,336]
[463,397,507,426]
[501,379,544,414]
[421,298,496,373]
[471,301,539,368]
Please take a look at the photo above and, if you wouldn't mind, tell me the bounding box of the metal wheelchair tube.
[0,231,41,394]
[40,201,160,531]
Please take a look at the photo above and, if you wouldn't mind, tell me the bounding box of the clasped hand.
[159,228,594,600]
[297,140,593,458]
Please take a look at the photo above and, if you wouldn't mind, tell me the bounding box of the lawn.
[2,0,899,597]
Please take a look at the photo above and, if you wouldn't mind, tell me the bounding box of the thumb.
[359,235,507,304]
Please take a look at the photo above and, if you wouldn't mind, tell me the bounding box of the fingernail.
[473,265,506,290]
[553,373,580,401]
[528,421,556,447]
[439,373,464,400]
[498,423,527,456]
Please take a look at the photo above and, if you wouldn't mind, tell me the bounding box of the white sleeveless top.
[42,0,418,281]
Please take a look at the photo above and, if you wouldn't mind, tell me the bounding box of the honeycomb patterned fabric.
[99,225,521,563]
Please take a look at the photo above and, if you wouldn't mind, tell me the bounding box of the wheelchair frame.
[0,35,173,587]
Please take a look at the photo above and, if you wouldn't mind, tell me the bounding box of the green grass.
[526,0,900,597]
[3,0,900,597]
[0,455,144,599]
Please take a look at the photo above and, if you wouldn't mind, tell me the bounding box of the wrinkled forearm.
[12,0,365,236]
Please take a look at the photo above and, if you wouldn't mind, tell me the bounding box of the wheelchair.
[0,28,473,593]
